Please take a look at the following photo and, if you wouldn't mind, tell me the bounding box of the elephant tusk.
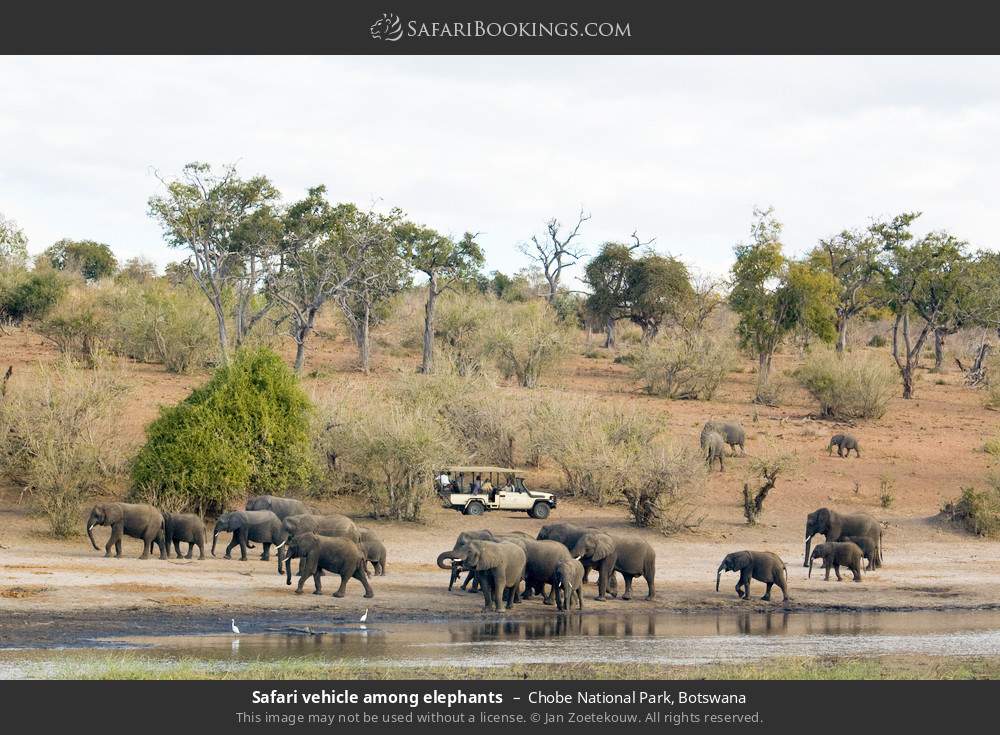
[87,524,95,531]
[214,531,221,538]
[274,539,286,550]
[574,555,582,561]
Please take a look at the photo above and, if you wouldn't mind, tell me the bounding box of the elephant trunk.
[285,553,294,586]
[212,526,222,556]
[715,563,725,592]
[803,533,814,568]
[437,550,458,569]
[808,556,814,578]
[87,520,99,550]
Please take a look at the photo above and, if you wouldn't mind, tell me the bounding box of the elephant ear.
[106,504,124,524]
[474,543,502,571]
[731,550,752,570]
[590,533,615,562]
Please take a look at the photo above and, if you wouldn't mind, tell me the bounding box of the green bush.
[867,334,888,348]
[130,348,314,514]
[943,482,1000,538]
[0,269,66,322]
[795,347,896,419]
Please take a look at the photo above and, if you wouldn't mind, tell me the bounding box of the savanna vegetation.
[4,167,1000,538]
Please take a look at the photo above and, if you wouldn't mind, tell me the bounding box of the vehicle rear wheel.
[529,502,550,519]
[465,501,486,516]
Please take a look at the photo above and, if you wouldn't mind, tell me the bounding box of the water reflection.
[118,610,1000,667]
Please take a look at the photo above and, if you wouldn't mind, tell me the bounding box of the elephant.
[358,527,387,576]
[437,529,499,591]
[570,532,656,601]
[704,431,726,471]
[212,510,284,561]
[828,433,861,457]
[86,502,165,560]
[457,539,526,611]
[536,522,602,582]
[276,513,360,574]
[804,507,882,569]
[809,541,864,582]
[554,558,584,611]
[244,494,310,520]
[162,512,206,560]
[285,532,374,598]
[701,420,746,455]
[842,535,878,570]
[715,550,789,601]
[503,537,575,604]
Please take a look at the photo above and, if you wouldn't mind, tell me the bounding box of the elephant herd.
[85,495,386,599]
[83,492,885,610]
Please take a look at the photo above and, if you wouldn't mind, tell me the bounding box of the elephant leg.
[543,583,555,605]
[332,572,350,598]
[104,529,115,558]
[313,570,326,595]
[853,565,862,582]
[479,574,494,610]
[185,542,194,559]
[353,566,374,598]
[156,533,167,560]
[595,567,608,601]
[224,536,238,559]
[555,584,564,611]
[834,563,843,581]
[140,535,152,560]
[823,563,831,581]
[607,570,619,598]
[172,540,182,558]
[762,582,773,601]
[621,574,634,600]
[260,542,271,562]
[575,587,583,610]
[197,541,205,560]
[582,565,590,584]
[448,567,459,591]
[238,530,248,562]
[496,572,509,610]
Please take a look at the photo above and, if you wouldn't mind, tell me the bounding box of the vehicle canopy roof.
[442,465,519,476]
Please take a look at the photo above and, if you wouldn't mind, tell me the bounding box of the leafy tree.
[519,210,589,303]
[44,239,118,281]
[0,212,29,268]
[0,268,66,322]
[729,208,837,397]
[116,256,158,284]
[625,253,694,340]
[809,226,885,352]
[399,224,484,373]
[334,208,408,374]
[877,213,970,398]
[130,348,314,515]
[584,241,638,347]
[148,162,282,364]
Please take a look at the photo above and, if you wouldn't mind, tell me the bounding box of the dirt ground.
[3,322,1000,635]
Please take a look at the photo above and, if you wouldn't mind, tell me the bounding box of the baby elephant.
[808,541,864,582]
[162,512,206,560]
[716,551,790,602]
[358,527,387,576]
[704,431,726,472]
[553,559,584,611]
[828,433,860,458]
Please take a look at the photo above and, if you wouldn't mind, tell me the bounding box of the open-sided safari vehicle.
[438,465,556,519]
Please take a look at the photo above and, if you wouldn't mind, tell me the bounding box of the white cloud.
[1,55,998,289]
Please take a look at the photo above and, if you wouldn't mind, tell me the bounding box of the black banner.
[0,679,993,733]
[2,0,998,54]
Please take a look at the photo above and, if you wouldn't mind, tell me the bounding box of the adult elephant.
[716,550,789,602]
[87,502,166,560]
[570,532,656,601]
[212,510,284,561]
[457,540,526,611]
[277,513,360,574]
[803,508,882,569]
[245,494,310,520]
[437,529,498,591]
[285,532,374,598]
[503,537,574,605]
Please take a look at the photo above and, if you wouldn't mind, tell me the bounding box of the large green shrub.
[794,347,896,419]
[130,348,314,514]
[0,269,66,322]
[631,333,734,400]
[943,481,1000,538]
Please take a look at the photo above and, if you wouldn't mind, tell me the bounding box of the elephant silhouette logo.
[370,13,403,42]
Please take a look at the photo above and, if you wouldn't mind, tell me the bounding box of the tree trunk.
[933,330,945,372]
[835,316,848,353]
[293,308,317,374]
[603,319,616,349]
[421,275,437,374]
[359,301,371,374]
[901,364,914,399]
[757,352,772,387]
[213,303,229,365]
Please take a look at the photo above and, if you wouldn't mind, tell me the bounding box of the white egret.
[231,619,240,635]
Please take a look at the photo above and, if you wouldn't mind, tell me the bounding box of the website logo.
[370,13,404,42]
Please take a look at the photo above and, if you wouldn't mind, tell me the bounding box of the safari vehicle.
[438,465,557,519]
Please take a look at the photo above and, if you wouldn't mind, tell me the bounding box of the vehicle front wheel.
[465,501,486,516]
[529,502,551,519]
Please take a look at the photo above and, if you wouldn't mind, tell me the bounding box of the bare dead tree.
[519,209,590,303]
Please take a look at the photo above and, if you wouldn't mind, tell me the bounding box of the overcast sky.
[2,56,998,287]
